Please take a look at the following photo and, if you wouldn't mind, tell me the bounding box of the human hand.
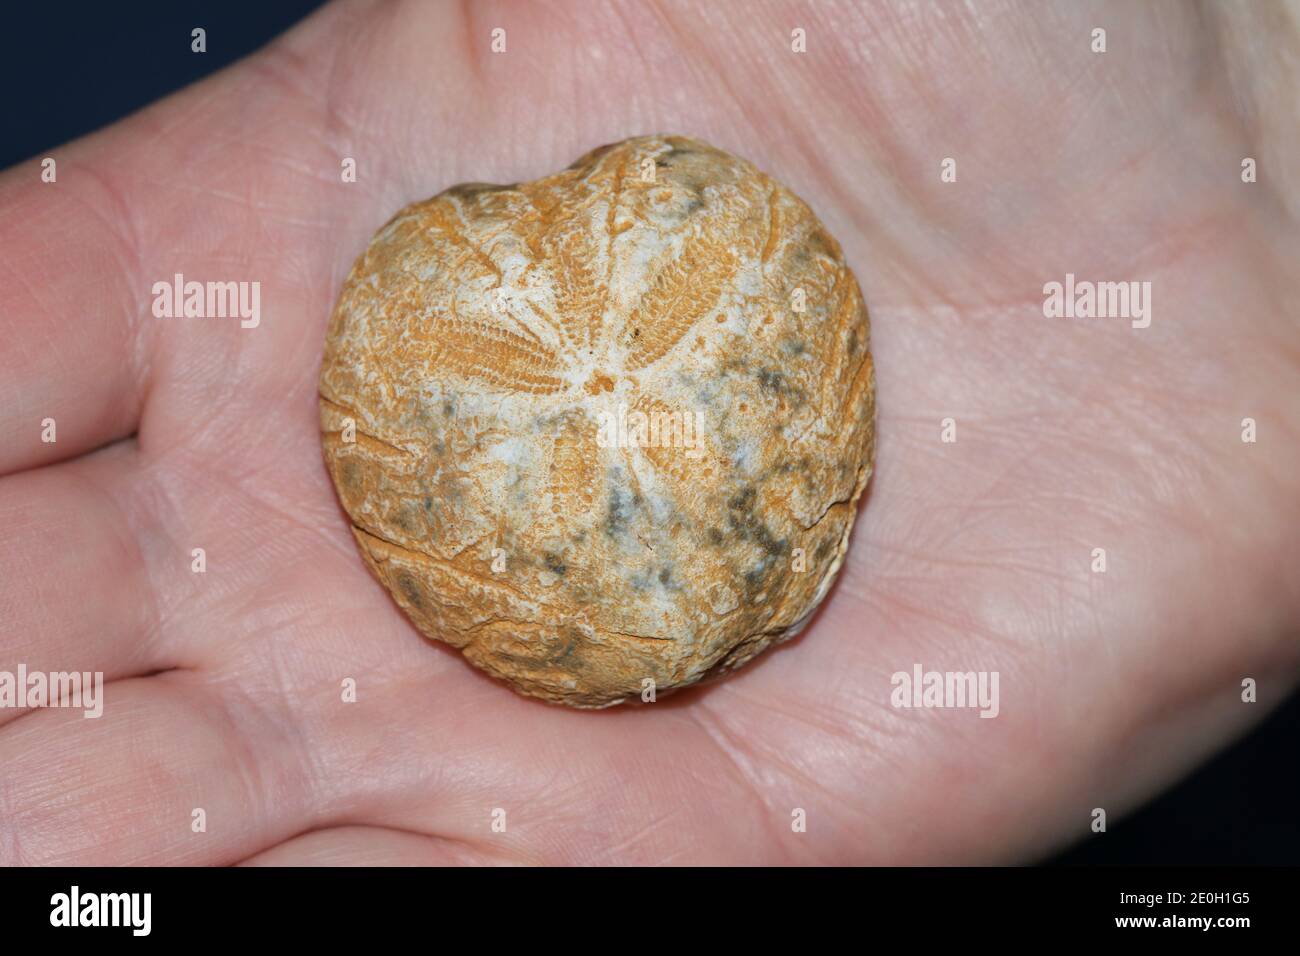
[2,0,1296,864]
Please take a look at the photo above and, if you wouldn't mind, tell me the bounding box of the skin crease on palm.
[0,0,1297,867]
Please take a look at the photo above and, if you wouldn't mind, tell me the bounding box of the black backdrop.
[3,0,1295,866]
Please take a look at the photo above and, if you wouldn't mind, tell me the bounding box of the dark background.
[3,0,1295,865]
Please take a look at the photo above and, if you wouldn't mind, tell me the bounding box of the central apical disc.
[320,134,875,707]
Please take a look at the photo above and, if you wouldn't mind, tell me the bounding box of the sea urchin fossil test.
[319,134,875,707]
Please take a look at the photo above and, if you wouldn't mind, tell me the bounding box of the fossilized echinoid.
[320,134,875,707]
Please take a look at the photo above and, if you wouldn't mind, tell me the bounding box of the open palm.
[2,0,1296,865]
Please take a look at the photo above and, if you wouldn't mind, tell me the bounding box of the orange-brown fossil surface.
[320,134,875,707]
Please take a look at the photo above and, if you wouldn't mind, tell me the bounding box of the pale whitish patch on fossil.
[320,134,876,707]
